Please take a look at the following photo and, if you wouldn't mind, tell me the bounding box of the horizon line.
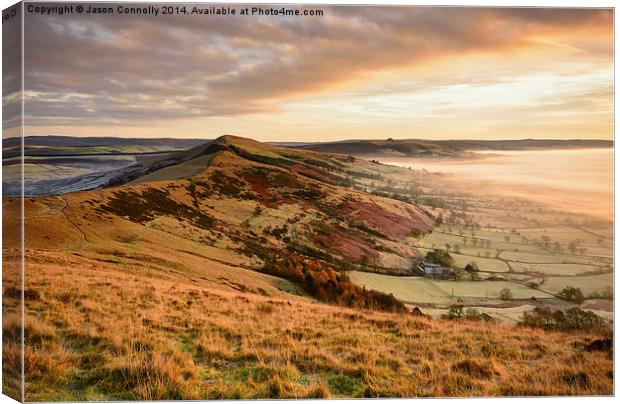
[5,134,615,143]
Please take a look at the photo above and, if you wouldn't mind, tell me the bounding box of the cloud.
[21,4,613,130]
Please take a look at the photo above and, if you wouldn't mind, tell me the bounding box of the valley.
[350,148,613,322]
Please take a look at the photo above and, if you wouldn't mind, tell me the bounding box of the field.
[349,271,555,305]
[541,274,613,296]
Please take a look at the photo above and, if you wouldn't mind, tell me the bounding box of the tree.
[500,288,513,301]
[442,305,494,322]
[558,286,585,305]
[453,244,461,254]
[541,235,551,250]
[441,304,464,320]
[425,249,454,267]
[567,238,586,255]
[520,307,606,331]
[464,262,479,272]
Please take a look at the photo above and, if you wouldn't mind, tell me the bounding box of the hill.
[296,138,612,157]
[2,135,207,158]
[431,139,613,151]
[296,139,468,158]
[2,135,612,399]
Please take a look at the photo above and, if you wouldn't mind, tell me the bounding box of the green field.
[348,271,553,306]
[539,273,613,296]
[450,254,510,273]
[349,271,452,304]
[499,250,595,265]
[509,262,600,276]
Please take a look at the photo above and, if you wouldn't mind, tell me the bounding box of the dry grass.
[4,251,613,400]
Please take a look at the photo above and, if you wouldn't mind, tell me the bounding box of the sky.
[3,4,614,141]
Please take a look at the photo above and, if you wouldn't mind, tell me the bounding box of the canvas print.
[1,1,614,401]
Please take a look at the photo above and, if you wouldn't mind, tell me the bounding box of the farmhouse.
[414,261,454,279]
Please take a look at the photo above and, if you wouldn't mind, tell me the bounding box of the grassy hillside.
[3,250,613,400]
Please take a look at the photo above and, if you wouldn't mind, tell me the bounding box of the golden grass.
[4,251,613,400]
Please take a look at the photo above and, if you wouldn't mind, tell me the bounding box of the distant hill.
[296,139,468,158]
[4,135,207,149]
[431,139,613,151]
[5,136,610,160]
[296,138,613,157]
[2,135,208,158]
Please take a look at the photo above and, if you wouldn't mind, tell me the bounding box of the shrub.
[587,287,613,300]
[499,288,513,301]
[262,254,407,313]
[441,305,495,323]
[441,304,464,320]
[102,188,214,229]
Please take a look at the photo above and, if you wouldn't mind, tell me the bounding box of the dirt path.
[59,196,88,243]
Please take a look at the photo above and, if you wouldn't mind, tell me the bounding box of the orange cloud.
[12,5,612,141]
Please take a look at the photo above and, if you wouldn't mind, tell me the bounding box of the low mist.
[383,148,613,221]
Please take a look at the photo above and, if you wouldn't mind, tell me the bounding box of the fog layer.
[382,148,613,220]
